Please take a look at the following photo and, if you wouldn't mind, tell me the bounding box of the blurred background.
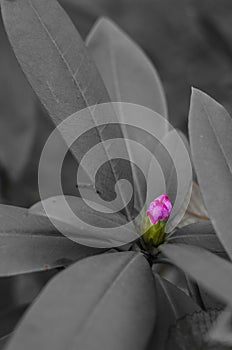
[0,0,230,339]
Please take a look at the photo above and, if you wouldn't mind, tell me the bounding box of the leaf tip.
[191,87,203,100]
[90,16,116,35]
[190,87,218,107]
[188,87,206,132]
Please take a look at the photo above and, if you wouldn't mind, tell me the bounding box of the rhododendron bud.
[141,194,172,248]
[146,194,172,224]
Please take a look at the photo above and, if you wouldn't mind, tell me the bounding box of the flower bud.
[141,194,172,247]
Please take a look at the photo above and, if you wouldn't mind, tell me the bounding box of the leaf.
[166,222,228,310]
[0,18,36,181]
[30,195,138,248]
[148,274,200,350]
[160,243,232,307]
[1,0,108,122]
[5,252,156,350]
[0,204,100,276]
[178,181,209,228]
[86,17,168,214]
[1,0,133,210]
[189,89,232,260]
[86,17,168,117]
[167,221,226,256]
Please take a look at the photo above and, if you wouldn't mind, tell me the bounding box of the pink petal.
[146,194,172,224]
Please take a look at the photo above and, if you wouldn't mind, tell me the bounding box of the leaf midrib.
[27,0,129,213]
[69,253,142,348]
[28,0,87,107]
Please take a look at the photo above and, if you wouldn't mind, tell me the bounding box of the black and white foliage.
[0,0,231,349]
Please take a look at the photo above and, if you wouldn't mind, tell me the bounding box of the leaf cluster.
[0,0,232,349]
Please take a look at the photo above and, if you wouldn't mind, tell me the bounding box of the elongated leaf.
[167,221,225,256]
[86,17,168,117]
[148,274,200,350]
[0,204,100,276]
[189,89,232,259]
[86,17,168,214]
[1,0,108,123]
[1,0,133,210]
[167,222,227,310]
[160,243,232,307]
[5,252,156,350]
[0,18,36,180]
[30,195,138,248]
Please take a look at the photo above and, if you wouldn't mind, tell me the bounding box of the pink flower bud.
[146,194,172,225]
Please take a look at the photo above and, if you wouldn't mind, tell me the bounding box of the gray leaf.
[148,274,200,350]
[30,195,138,248]
[189,88,232,260]
[1,0,133,211]
[0,204,100,276]
[5,252,156,350]
[160,243,232,307]
[167,221,225,256]
[86,17,168,117]
[0,21,36,180]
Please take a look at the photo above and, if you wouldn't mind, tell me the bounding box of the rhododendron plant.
[0,1,232,349]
